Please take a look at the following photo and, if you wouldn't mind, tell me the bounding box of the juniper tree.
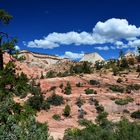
[0,9,17,70]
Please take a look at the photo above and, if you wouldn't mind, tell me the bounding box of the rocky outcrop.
[80,52,104,64]
[18,50,68,68]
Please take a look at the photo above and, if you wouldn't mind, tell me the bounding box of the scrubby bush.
[76,96,84,108]
[70,61,91,74]
[95,111,108,126]
[64,117,140,140]
[46,70,56,78]
[85,88,97,94]
[126,84,140,91]
[78,119,92,127]
[109,85,124,93]
[78,108,86,119]
[112,66,119,76]
[63,104,71,117]
[120,58,129,68]
[47,93,64,106]
[131,110,140,119]
[64,82,71,95]
[27,94,50,111]
[115,97,134,105]
[95,61,104,70]
[52,114,61,120]
[89,80,100,85]
[128,57,135,65]
[117,78,123,83]
[95,105,104,113]
[123,109,130,114]
[41,101,50,110]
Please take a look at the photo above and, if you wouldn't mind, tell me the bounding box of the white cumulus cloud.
[94,18,140,39]
[61,51,84,60]
[95,46,109,51]
[26,18,140,50]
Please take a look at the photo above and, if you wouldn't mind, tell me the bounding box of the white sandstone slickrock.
[80,52,104,64]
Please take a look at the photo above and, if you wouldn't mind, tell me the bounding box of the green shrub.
[89,80,100,85]
[93,99,99,106]
[96,105,104,113]
[123,109,130,114]
[76,97,84,108]
[126,84,140,91]
[95,111,108,126]
[78,108,86,119]
[117,78,123,83]
[85,88,97,95]
[63,104,71,117]
[115,97,134,105]
[64,82,71,95]
[41,101,50,110]
[78,119,92,127]
[131,110,140,119]
[70,61,91,74]
[109,85,124,93]
[52,114,61,120]
[47,93,64,106]
[46,70,56,78]
[120,58,129,68]
[27,94,43,111]
[112,66,119,76]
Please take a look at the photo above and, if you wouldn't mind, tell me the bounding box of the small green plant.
[85,88,97,94]
[109,85,124,93]
[63,104,71,117]
[78,119,92,127]
[78,108,86,119]
[46,70,56,78]
[47,93,64,106]
[95,105,104,113]
[41,101,50,110]
[76,96,84,108]
[64,82,71,95]
[52,114,61,120]
[115,97,134,105]
[112,66,119,76]
[131,110,140,119]
[89,80,100,85]
[123,109,130,114]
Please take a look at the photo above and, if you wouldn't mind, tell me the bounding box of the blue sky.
[1,0,140,60]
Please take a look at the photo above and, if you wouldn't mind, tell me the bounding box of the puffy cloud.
[15,45,20,50]
[61,51,84,60]
[26,18,140,50]
[95,46,109,50]
[128,39,140,47]
[94,18,140,39]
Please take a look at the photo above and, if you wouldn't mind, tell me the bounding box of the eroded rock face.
[19,50,69,68]
[80,52,104,64]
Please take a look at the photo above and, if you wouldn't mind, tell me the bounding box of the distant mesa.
[80,52,104,64]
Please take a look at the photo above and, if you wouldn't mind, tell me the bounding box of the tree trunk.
[0,37,3,70]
